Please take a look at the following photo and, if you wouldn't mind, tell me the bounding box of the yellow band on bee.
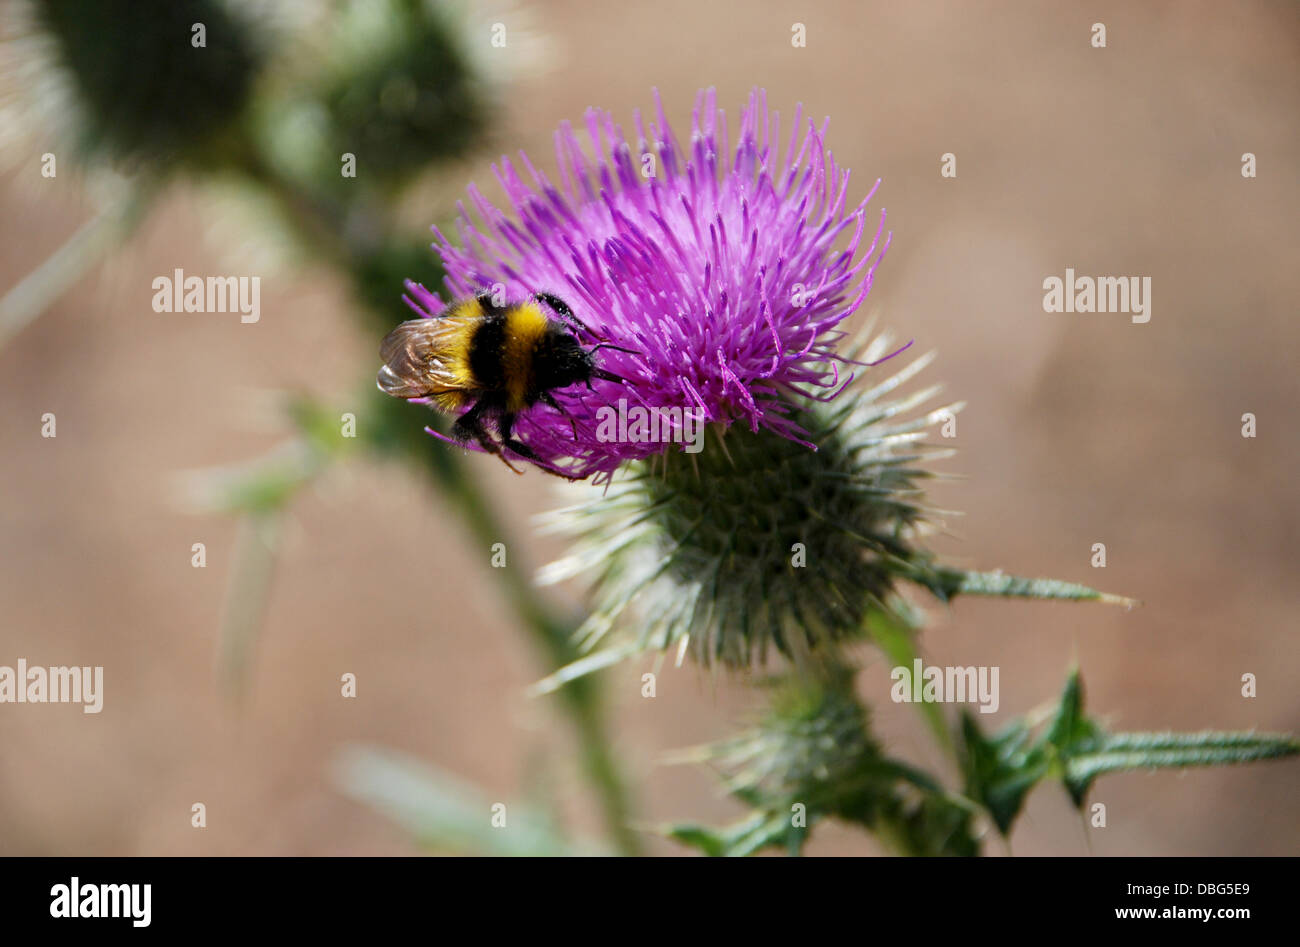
[500,301,549,412]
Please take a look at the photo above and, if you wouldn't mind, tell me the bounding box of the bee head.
[536,326,597,391]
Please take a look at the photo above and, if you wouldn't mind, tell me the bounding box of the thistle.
[399,88,1297,855]
[420,88,1119,680]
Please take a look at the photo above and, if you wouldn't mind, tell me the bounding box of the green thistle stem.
[0,185,155,351]
[441,459,642,857]
[216,511,282,701]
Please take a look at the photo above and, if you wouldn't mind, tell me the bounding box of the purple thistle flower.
[401,87,902,481]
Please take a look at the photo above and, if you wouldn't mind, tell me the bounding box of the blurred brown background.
[0,0,1296,855]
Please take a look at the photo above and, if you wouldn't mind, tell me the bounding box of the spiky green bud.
[666,665,979,856]
[538,347,960,674]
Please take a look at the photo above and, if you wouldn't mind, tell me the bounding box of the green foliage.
[863,600,950,751]
[664,665,980,856]
[315,0,490,187]
[1063,730,1300,801]
[668,662,1296,856]
[914,566,1138,608]
[959,716,1050,835]
[877,790,980,858]
[960,670,1299,834]
[664,810,808,858]
[334,745,585,856]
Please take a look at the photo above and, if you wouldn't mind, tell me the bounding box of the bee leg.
[453,398,523,474]
[500,415,582,481]
[497,411,541,467]
[539,391,579,441]
[450,397,488,446]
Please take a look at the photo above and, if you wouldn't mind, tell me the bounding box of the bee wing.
[377,319,464,398]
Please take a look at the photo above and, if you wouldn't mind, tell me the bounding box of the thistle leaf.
[660,823,732,857]
[1044,668,1105,760]
[660,812,800,858]
[1063,731,1300,803]
[959,713,1051,835]
[332,744,579,856]
[961,670,1300,827]
[918,567,1138,607]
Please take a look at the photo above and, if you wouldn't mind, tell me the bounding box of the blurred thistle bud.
[666,664,978,856]
[26,0,264,169]
[316,0,489,183]
[259,0,528,194]
[712,665,891,822]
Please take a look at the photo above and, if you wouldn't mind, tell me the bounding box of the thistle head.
[403,87,898,481]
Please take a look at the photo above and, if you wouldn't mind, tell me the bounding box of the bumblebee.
[377,291,629,474]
